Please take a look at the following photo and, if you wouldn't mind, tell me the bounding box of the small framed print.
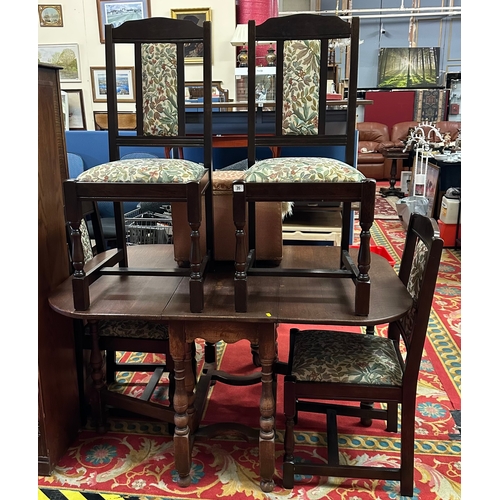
[90,67,135,103]
[65,90,87,130]
[38,5,63,27]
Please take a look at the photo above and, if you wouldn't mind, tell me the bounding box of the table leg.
[258,324,276,492]
[380,158,406,198]
[169,322,192,488]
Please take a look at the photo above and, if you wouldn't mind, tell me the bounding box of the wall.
[354,0,461,88]
[38,0,461,130]
[38,0,237,130]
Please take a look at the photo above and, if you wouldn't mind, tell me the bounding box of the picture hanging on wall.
[38,5,63,27]
[377,47,440,88]
[97,0,151,43]
[90,67,135,103]
[38,44,81,82]
[65,90,87,130]
[171,8,211,63]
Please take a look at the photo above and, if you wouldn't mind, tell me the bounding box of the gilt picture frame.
[97,0,151,43]
[38,5,63,27]
[171,8,211,63]
[90,67,135,103]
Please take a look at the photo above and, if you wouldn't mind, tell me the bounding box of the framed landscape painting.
[66,90,86,130]
[38,5,63,27]
[97,0,151,43]
[90,67,135,102]
[38,44,81,82]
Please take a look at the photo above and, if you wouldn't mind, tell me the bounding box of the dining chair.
[282,213,444,496]
[71,209,197,432]
[232,14,377,316]
[64,16,214,313]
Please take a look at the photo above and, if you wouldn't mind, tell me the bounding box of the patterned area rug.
[354,193,400,220]
[39,220,461,500]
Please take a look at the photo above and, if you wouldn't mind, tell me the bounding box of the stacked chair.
[231,14,376,316]
[282,213,443,496]
[63,16,213,432]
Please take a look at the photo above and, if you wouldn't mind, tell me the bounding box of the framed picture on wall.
[171,8,211,63]
[38,44,81,82]
[38,5,63,27]
[97,0,151,43]
[65,90,87,130]
[90,67,135,103]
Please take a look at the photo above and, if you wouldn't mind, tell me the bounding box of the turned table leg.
[169,322,192,487]
[258,324,276,492]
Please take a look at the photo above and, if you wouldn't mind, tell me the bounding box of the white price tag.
[233,184,244,192]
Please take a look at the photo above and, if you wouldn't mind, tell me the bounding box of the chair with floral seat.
[64,17,213,314]
[282,213,443,496]
[232,14,376,316]
[71,211,197,432]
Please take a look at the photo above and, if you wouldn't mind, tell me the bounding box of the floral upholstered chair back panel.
[64,17,214,314]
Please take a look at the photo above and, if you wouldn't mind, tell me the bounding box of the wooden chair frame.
[282,213,444,496]
[232,15,375,316]
[64,17,214,313]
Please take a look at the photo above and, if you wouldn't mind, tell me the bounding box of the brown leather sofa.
[391,120,461,146]
[356,122,394,180]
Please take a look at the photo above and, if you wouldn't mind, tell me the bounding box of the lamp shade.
[230,24,248,46]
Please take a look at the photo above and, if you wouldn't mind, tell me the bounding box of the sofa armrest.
[376,141,396,152]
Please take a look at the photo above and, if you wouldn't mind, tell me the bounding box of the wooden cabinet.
[38,63,80,475]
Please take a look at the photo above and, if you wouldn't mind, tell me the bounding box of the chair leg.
[399,401,416,497]
[106,350,117,384]
[360,325,375,426]
[73,320,88,426]
[283,376,297,489]
[88,321,107,433]
[386,402,399,432]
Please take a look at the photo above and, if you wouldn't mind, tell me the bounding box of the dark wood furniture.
[232,15,375,316]
[282,214,443,496]
[379,148,409,198]
[48,244,413,492]
[38,63,80,475]
[64,17,214,314]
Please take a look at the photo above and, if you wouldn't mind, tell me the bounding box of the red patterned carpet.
[39,217,461,500]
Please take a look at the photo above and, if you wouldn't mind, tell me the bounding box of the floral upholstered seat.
[290,330,403,386]
[243,157,366,183]
[77,159,206,184]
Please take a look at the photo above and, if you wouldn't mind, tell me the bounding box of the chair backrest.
[104,17,212,172]
[390,213,443,387]
[247,14,360,167]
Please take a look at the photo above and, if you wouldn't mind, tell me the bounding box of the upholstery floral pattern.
[243,157,366,183]
[76,159,206,183]
[282,40,320,135]
[142,43,178,136]
[401,239,429,342]
[291,330,403,386]
[94,320,169,340]
[80,219,94,264]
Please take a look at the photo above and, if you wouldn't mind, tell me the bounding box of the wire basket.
[124,203,173,245]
